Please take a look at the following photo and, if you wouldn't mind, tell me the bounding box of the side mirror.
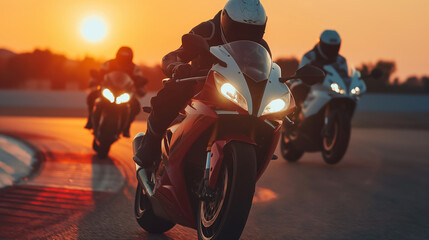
[370,68,383,79]
[280,65,325,85]
[181,34,210,60]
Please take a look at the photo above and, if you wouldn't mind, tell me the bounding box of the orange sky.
[0,0,428,80]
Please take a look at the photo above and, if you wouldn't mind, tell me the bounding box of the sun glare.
[81,16,107,42]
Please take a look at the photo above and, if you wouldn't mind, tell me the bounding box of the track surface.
[0,116,428,239]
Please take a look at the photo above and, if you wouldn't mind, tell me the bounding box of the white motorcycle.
[281,64,381,164]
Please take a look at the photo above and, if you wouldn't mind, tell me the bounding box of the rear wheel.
[280,130,303,162]
[197,142,257,240]
[134,183,175,233]
[322,111,351,164]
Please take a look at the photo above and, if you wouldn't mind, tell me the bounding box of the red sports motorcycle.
[133,35,324,239]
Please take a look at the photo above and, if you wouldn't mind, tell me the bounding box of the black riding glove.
[170,63,192,79]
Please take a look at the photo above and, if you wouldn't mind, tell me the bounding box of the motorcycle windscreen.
[223,40,272,82]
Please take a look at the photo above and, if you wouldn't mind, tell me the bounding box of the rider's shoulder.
[303,49,316,60]
[189,10,221,41]
[336,55,347,64]
[190,20,216,40]
[100,59,114,71]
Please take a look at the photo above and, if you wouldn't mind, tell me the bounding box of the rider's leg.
[85,90,100,129]
[134,80,196,168]
[289,82,310,127]
[123,97,141,138]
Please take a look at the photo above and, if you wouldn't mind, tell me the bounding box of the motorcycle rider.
[85,46,147,138]
[134,0,270,168]
[290,30,348,107]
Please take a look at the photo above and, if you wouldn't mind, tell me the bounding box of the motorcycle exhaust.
[136,167,153,196]
[133,133,154,196]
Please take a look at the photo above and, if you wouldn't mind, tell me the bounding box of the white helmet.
[317,30,341,60]
[221,0,267,42]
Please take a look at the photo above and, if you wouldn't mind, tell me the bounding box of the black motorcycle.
[91,70,135,158]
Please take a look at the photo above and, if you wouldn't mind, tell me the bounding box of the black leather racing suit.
[147,11,271,136]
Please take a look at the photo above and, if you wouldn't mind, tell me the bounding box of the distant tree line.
[0,48,164,91]
[0,48,428,94]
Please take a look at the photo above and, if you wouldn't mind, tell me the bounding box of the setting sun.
[80,16,107,42]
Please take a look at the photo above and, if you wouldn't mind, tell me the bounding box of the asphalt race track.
[0,116,428,239]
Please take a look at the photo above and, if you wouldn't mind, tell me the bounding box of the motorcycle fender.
[208,137,256,190]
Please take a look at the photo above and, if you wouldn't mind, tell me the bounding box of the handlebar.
[163,69,209,86]
[175,76,207,83]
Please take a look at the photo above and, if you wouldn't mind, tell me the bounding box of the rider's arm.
[162,19,216,78]
[132,65,148,97]
[290,51,315,87]
[89,60,110,88]
[298,51,315,68]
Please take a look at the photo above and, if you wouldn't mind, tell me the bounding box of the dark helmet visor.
[319,41,340,59]
[221,10,266,43]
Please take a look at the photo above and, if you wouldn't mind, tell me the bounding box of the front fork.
[323,106,335,138]
[198,151,215,201]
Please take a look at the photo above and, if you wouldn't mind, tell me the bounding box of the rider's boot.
[123,110,138,138]
[84,111,93,129]
[122,128,131,138]
[133,118,163,169]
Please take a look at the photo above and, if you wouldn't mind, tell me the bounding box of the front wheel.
[95,111,120,158]
[280,130,303,162]
[322,111,351,164]
[96,141,111,159]
[197,142,257,240]
[134,183,175,233]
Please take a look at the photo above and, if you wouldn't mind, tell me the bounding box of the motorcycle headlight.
[214,72,248,111]
[262,96,290,116]
[102,88,115,103]
[351,87,361,95]
[330,83,346,95]
[116,93,131,104]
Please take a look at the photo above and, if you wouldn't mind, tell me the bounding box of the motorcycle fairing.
[210,42,294,118]
[303,64,364,119]
[256,63,293,117]
[323,65,348,92]
[349,69,367,94]
[323,65,367,97]
[154,101,218,227]
[210,45,255,114]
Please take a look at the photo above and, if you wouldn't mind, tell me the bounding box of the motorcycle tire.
[92,138,98,151]
[134,183,175,233]
[96,141,111,159]
[280,131,303,162]
[95,112,119,159]
[322,111,351,165]
[197,142,257,240]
